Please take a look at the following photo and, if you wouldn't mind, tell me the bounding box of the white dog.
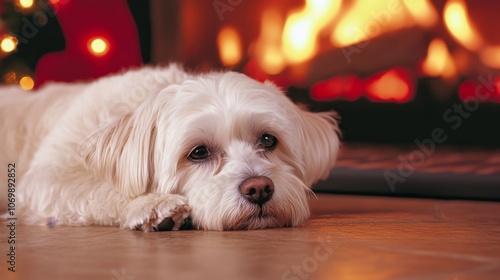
[0,65,340,231]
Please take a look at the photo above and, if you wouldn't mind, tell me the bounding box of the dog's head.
[86,72,340,230]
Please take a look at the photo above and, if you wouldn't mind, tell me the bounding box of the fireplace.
[151,0,500,146]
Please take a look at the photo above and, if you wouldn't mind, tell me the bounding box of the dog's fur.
[0,65,340,231]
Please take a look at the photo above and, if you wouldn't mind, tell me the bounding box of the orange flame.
[402,0,438,28]
[443,0,482,51]
[443,0,500,69]
[480,46,500,69]
[421,38,456,79]
[365,69,412,102]
[253,9,285,75]
[331,0,437,47]
[217,26,243,67]
[282,0,341,63]
[218,0,443,81]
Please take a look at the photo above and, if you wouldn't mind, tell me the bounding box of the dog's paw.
[122,194,191,232]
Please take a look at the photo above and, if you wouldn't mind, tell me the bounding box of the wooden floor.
[1,194,500,280]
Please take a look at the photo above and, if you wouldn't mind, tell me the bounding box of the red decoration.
[35,0,142,87]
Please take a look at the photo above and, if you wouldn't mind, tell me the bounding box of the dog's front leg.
[120,193,191,232]
[17,167,190,231]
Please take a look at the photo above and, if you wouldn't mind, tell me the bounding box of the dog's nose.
[239,176,274,206]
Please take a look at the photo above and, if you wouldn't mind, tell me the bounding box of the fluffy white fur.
[0,65,340,231]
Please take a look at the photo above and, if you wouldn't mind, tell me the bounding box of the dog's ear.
[83,98,158,198]
[297,109,341,186]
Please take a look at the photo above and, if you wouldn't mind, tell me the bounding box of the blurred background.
[1,0,499,200]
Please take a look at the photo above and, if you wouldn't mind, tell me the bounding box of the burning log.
[294,28,430,88]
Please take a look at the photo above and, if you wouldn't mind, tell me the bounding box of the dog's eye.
[259,134,278,150]
[189,146,210,160]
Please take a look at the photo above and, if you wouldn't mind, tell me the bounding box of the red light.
[364,68,413,103]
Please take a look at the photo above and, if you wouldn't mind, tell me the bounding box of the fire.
[253,9,285,75]
[331,0,437,47]
[217,26,243,67]
[311,68,412,102]
[282,15,316,63]
[443,0,482,51]
[214,0,497,95]
[443,0,500,69]
[310,75,363,101]
[219,0,440,76]
[402,0,438,28]
[332,1,390,47]
[365,68,412,102]
[480,46,500,69]
[459,78,500,103]
[421,38,456,79]
[282,0,341,64]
